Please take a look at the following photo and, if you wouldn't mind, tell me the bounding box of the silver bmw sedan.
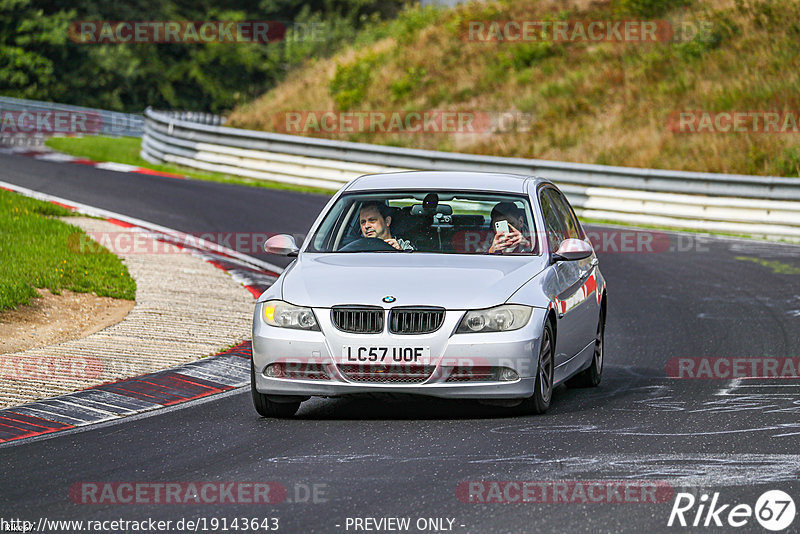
[252,171,606,417]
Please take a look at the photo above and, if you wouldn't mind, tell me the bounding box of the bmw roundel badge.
[382,296,396,303]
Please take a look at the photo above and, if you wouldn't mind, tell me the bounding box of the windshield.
[307,191,539,254]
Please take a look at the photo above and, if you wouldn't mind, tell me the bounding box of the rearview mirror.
[552,238,593,262]
[264,234,299,256]
[410,204,452,216]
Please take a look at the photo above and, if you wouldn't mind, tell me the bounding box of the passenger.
[487,202,532,254]
[359,201,416,250]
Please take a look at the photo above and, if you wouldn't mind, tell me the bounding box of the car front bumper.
[251,305,548,400]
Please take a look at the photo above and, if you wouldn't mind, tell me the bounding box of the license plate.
[341,346,431,364]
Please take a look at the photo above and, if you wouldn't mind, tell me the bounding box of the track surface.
[1,153,799,533]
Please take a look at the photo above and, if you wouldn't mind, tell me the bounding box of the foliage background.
[0,0,403,113]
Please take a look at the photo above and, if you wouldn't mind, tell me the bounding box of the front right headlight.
[456,304,532,333]
[261,300,319,331]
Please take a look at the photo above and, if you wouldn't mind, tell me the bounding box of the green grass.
[735,256,800,275]
[45,136,335,196]
[0,189,136,311]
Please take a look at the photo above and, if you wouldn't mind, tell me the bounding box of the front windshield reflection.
[307,191,539,255]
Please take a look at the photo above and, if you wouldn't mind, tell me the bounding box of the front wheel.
[251,359,301,418]
[518,321,554,414]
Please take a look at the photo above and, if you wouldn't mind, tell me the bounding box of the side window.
[313,199,350,251]
[539,189,568,252]
[549,190,583,240]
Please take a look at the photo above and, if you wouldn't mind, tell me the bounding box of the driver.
[359,201,415,250]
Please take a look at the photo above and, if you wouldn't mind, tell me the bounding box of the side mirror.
[551,238,593,262]
[264,234,299,256]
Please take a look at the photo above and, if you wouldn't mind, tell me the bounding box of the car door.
[544,188,600,362]
[539,187,581,368]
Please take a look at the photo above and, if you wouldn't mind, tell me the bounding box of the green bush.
[390,66,427,101]
[615,0,692,17]
[776,148,800,177]
[329,53,384,110]
[511,41,556,70]
[0,0,403,114]
[392,4,444,45]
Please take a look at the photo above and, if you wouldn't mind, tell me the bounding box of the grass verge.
[0,189,136,311]
[45,136,335,196]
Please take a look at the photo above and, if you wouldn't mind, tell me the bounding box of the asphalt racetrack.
[1,152,799,533]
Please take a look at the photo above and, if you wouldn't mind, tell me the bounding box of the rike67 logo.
[668,490,795,531]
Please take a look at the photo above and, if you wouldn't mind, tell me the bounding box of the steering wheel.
[339,237,397,252]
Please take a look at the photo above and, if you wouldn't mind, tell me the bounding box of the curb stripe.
[132,168,186,179]
[0,416,73,441]
[106,218,136,228]
[7,147,186,180]
[0,342,254,444]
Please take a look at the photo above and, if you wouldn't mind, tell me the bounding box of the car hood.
[279,253,548,309]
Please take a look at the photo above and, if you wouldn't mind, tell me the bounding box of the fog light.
[264,363,285,378]
[499,368,519,381]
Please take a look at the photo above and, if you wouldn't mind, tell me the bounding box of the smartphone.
[494,220,509,235]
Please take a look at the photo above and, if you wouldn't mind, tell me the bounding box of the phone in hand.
[494,220,510,235]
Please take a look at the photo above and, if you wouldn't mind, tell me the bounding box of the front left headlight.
[456,304,533,333]
[261,300,319,331]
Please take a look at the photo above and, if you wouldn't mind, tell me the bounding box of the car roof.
[344,171,553,194]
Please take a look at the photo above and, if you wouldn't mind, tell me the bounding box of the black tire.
[565,310,604,388]
[519,321,555,414]
[251,359,301,418]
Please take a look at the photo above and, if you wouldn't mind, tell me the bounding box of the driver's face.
[360,206,391,240]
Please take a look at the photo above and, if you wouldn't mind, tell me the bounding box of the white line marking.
[733,384,800,388]
[93,161,141,172]
[716,378,742,396]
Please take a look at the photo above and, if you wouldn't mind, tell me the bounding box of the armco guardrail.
[142,107,800,239]
[0,96,144,138]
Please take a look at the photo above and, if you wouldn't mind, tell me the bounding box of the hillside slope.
[228,0,800,177]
